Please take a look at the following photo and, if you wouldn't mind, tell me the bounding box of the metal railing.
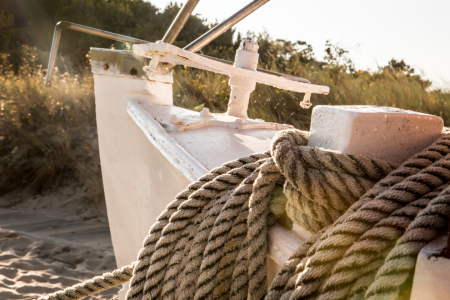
[162,0,200,44]
[184,0,270,53]
[45,0,310,87]
[45,21,148,87]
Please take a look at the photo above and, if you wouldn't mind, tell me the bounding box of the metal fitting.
[226,39,259,119]
[143,41,164,76]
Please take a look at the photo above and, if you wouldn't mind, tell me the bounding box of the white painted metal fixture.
[227,40,260,118]
[133,40,329,123]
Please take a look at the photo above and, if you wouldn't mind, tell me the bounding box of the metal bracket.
[133,42,329,96]
[45,0,273,87]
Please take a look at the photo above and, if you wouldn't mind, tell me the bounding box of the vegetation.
[0,46,102,201]
[0,1,449,203]
[174,37,450,129]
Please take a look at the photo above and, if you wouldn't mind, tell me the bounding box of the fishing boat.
[41,1,450,299]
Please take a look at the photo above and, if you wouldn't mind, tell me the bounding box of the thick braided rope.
[265,128,398,297]
[127,160,243,300]
[231,231,250,300]
[364,183,450,300]
[317,183,450,300]
[162,160,269,299]
[247,159,282,300]
[137,154,270,300]
[167,192,218,299]
[37,264,134,300]
[160,189,230,299]
[37,154,266,300]
[270,129,450,300]
[191,161,268,299]
[214,196,252,299]
[271,130,397,233]
[265,229,325,300]
[38,128,450,300]
[291,158,450,299]
[267,128,450,299]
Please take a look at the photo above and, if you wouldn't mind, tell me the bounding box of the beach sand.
[0,230,119,299]
[0,186,109,224]
[0,187,120,300]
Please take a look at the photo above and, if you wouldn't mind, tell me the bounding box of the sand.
[0,229,119,299]
[0,187,120,300]
[0,186,109,224]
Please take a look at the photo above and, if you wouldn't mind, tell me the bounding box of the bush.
[0,46,102,202]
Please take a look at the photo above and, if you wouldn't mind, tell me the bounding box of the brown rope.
[267,128,450,300]
[38,128,450,300]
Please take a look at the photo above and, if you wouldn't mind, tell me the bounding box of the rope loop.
[38,128,450,300]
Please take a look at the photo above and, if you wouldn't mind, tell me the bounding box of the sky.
[150,0,450,89]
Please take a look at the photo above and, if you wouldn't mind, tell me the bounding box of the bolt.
[103,64,109,71]
[130,67,138,76]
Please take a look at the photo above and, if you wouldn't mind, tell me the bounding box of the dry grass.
[1,41,449,203]
[174,36,450,130]
[0,46,103,202]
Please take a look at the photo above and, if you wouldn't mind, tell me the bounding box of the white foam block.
[308,105,443,165]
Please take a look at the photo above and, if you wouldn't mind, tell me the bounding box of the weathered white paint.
[308,105,443,165]
[93,74,193,299]
[227,40,259,118]
[130,102,292,171]
[93,48,448,300]
[132,42,329,96]
[92,48,305,299]
[267,224,309,284]
[411,234,450,300]
[90,48,173,87]
[199,107,212,117]
[291,223,314,239]
[133,101,293,133]
[127,100,208,182]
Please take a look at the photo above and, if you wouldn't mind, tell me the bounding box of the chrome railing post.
[45,23,63,87]
[45,22,149,87]
[162,0,200,44]
[183,0,270,53]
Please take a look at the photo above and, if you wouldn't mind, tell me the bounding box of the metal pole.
[184,0,270,53]
[45,23,63,87]
[45,21,149,87]
[62,22,149,44]
[198,54,311,84]
[45,15,311,88]
[162,0,200,44]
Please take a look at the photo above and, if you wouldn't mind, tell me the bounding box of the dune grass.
[174,36,450,130]
[0,46,103,202]
[1,41,449,203]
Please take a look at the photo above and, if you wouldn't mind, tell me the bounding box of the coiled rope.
[38,128,450,300]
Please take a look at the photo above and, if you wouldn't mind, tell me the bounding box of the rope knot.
[271,129,398,233]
